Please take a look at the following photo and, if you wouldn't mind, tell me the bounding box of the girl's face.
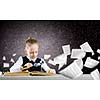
[25,43,39,59]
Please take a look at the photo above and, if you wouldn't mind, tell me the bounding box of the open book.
[4,71,55,76]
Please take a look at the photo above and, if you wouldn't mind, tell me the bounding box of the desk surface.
[0,72,94,80]
[0,74,70,80]
[0,74,94,80]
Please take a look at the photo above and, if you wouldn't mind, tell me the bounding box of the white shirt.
[10,56,51,72]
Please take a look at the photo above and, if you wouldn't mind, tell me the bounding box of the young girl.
[10,37,56,74]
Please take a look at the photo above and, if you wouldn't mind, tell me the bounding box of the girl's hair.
[26,37,38,44]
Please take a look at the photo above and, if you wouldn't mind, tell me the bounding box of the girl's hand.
[24,63,33,68]
[21,63,33,71]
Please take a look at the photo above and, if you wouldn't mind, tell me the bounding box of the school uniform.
[10,56,50,72]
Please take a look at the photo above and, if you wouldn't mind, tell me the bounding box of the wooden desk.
[1,72,94,80]
[4,71,54,76]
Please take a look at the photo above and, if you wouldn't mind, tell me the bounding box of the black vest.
[22,56,44,72]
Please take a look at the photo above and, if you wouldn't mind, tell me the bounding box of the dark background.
[0,20,100,67]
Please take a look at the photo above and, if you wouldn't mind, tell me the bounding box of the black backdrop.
[0,20,100,63]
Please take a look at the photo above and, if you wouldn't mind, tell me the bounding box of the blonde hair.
[26,37,38,44]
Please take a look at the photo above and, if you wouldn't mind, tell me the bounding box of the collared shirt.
[26,56,37,62]
[10,56,50,72]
